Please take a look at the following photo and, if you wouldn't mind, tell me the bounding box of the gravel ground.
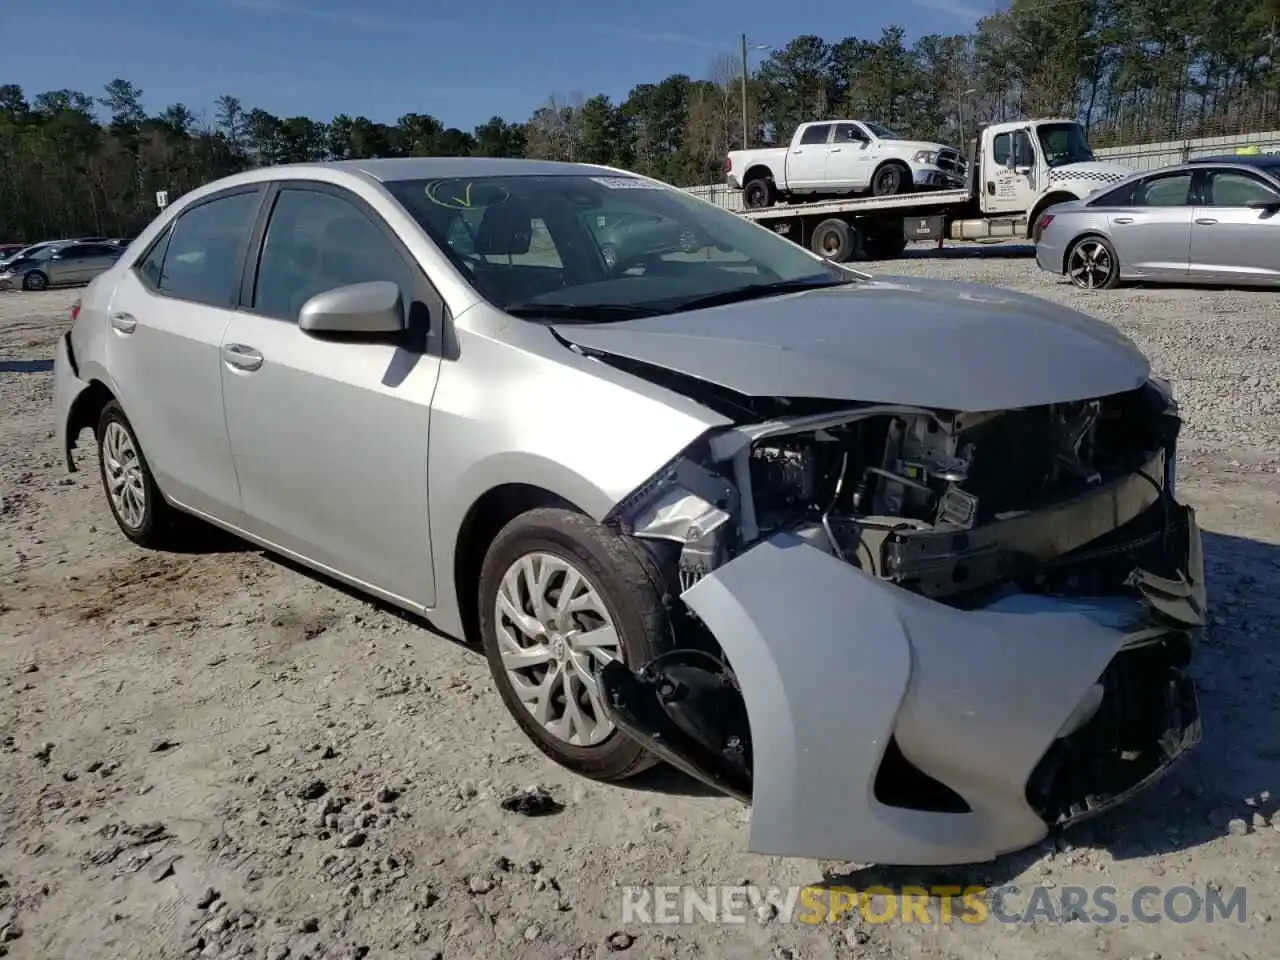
[1,245,1278,960]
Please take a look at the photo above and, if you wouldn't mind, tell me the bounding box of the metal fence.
[683,128,1280,209]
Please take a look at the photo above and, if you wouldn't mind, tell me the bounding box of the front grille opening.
[1026,636,1199,827]
[874,736,971,814]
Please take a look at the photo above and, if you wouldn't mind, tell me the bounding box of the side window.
[1206,170,1279,206]
[832,124,865,144]
[55,245,86,260]
[253,187,414,321]
[1011,131,1034,166]
[1133,173,1192,207]
[1089,182,1136,207]
[137,226,173,287]
[158,191,261,306]
[992,132,1011,166]
[799,124,831,146]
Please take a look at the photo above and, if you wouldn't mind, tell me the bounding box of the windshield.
[1036,122,1094,168]
[385,174,851,319]
[863,122,903,140]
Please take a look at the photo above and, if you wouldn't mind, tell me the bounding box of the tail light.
[1037,213,1055,233]
[70,299,81,322]
[724,156,732,172]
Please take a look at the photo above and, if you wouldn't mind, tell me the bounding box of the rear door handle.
[110,312,136,334]
[1113,217,1134,224]
[1195,218,1218,225]
[222,343,264,372]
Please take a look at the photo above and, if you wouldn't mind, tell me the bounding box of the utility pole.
[740,33,749,149]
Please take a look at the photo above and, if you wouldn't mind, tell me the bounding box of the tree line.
[3,0,1277,240]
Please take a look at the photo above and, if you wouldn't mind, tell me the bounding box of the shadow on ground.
[0,358,54,373]
[895,242,1036,261]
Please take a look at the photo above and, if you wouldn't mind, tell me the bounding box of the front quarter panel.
[426,307,730,637]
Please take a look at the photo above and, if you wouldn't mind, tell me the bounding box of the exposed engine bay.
[598,376,1204,830]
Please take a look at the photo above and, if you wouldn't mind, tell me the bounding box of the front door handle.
[830,147,842,152]
[1195,218,1218,225]
[110,312,137,334]
[222,343,264,372]
[1113,217,1134,224]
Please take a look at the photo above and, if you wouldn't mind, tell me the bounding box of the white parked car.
[726,120,966,207]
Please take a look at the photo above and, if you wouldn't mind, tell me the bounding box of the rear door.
[786,123,833,191]
[103,186,265,519]
[1106,169,1194,279]
[1189,167,1280,284]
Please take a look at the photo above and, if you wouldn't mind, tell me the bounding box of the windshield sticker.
[590,176,664,190]
[424,180,511,211]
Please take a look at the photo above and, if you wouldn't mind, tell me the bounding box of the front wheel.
[871,163,912,197]
[1065,235,1120,289]
[477,508,670,781]
[22,271,48,291]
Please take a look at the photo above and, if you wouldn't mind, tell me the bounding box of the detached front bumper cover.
[602,499,1205,867]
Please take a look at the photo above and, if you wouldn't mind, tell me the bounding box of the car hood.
[552,275,1151,411]
[892,140,958,155]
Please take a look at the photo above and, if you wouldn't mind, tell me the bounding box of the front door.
[985,129,1039,215]
[826,123,875,190]
[219,183,442,607]
[102,187,263,518]
[1189,167,1280,284]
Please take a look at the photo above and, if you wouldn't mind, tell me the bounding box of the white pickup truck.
[725,120,966,208]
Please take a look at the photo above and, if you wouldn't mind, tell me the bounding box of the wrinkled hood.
[553,275,1150,412]
[892,140,960,156]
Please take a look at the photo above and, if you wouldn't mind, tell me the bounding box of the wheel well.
[1060,231,1108,273]
[874,159,910,176]
[451,483,581,646]
[67,380,115,448]
[1027,192,1078,239]
[743,165,774,185]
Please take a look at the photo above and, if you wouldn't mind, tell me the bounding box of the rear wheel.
[809,218,858,262]
[477,508,670,781]
[743,178,775,209]
[96,401,182,547]
[1065,235,1120,289]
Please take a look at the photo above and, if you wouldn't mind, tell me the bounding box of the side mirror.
[298,280,406,337]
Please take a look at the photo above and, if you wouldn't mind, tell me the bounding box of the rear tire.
[96,401,182,548]
[743,178,775,209]
[477,508,670,782]
[1065,235,1120,290]
[810,218,859,262]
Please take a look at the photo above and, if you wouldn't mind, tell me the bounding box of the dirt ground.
[2,244,1279,960]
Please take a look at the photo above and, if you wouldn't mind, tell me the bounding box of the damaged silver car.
[51,157,1205,866]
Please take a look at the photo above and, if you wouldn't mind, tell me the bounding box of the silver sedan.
[1034,154,1280,289]
[53,157,1205,866]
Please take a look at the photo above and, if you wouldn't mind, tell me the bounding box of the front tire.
[478,508,669,781]
[1065,235,1120,289]
[96,400,180,547]
[871,163,911,197]
[22,271,48,291]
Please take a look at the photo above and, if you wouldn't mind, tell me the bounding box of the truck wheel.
[743,178,775,209]
[810,218,858,262]
[871,163,911,197]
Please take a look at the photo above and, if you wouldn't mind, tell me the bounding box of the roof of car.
[1187,153,1280,168]
[275,156,629,183]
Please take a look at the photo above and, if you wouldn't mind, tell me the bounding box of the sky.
[1,0,994,131]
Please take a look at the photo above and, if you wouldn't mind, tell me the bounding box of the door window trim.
[129,184,268,307]
[240,180,448,356]
[1202,167,1280,206]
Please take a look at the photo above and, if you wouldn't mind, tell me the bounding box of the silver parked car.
[1034,153,1280,289]
[0,241,123,291]
[53,158,1206,866]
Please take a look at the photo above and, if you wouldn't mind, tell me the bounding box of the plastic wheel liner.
[599,445,1206,867]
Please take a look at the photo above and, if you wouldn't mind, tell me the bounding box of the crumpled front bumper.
[609,502,1205,866]
[913,165,966,189]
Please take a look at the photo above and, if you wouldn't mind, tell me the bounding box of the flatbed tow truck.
[731,118,1135,262]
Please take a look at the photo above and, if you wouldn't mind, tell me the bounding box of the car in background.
[0,243,25,260]
[588,209,702,270]
[52,157,1204,868]
[0,241,124,291]
[1034,153,1280,289]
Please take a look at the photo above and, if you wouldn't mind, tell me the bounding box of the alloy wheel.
[1068,239,1114,289]
[493,551,621,747]
[102,421,147,529]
